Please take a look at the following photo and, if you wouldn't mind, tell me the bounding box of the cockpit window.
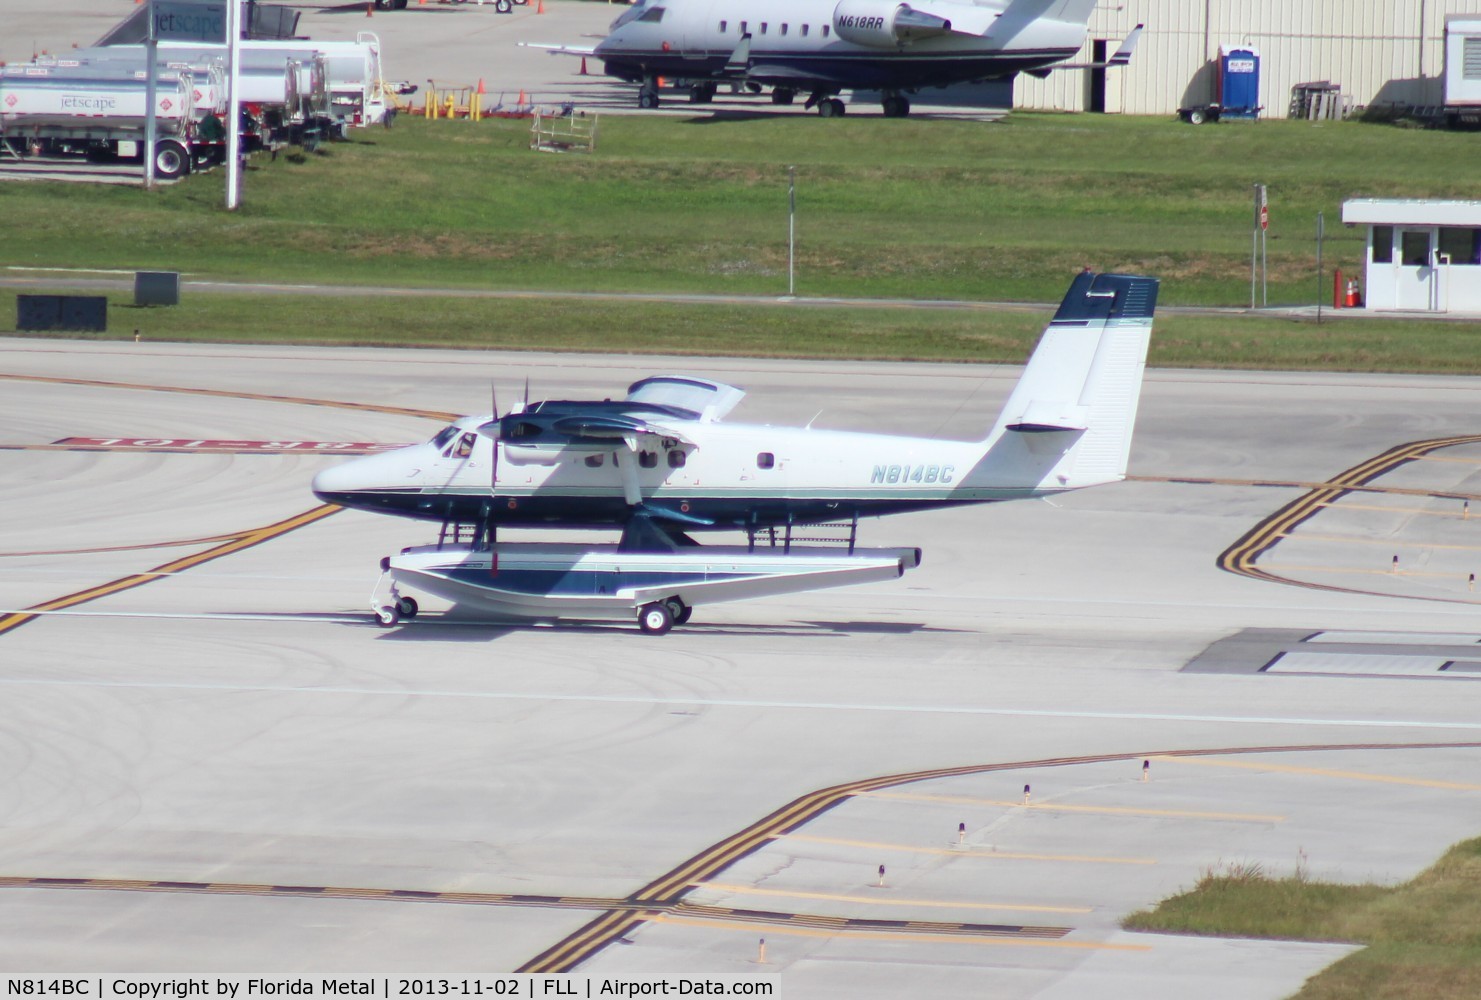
[638,5,665,21]
[430,425,459,449]
[611,1,658,29]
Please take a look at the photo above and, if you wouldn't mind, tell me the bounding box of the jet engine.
[831,0,954,46]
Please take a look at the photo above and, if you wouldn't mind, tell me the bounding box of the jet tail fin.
[971,271,1157,492]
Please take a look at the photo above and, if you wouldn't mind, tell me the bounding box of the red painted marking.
[3,95,16,108]
[53,437,405,454]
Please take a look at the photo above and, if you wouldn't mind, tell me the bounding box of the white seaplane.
[312,270,1157,632]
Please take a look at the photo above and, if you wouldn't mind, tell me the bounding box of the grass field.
[3,112,1478,305]
[1123,839,1481,1000]
[6,112,1481,367]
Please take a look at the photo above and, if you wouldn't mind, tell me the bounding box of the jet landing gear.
[638,77,660,109]
[805,92,845,117]
[881,94,911,118]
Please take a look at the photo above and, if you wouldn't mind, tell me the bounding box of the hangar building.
[1017,0,1481,117]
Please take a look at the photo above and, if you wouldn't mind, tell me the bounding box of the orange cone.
[517,88,527,104]
[366,2,373,14]
[477,78,486,95]
[578,57,588,75]
[536,0,545,12]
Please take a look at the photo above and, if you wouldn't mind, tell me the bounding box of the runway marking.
[776,834,1157,866]
[858,790,1284,823]
[1151,755,1481,791]
[1317,501,1459,518]
[518,742,1481,973]
[0,372,459,422]
[1217,434,1481,602]
[0,531,243,558]
[646,914,1145,951]
[0,438,402,456]
[1130,473,1481,503]
[692,882,1092,914]
[3,676,1481,732]
[1287,533,1481,552]
[0,505,342,639]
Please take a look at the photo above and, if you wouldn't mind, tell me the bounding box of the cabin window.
[667,449,686,468]
[780,23,788,35]
[638,5,666,22]
[757,452,775,469]
[760,22,768,34]
[801,24,809,37]
[718,19,726,32]
[739,20,747,34]
[639,450,659,468]
[1371,226,1393,264]
[584,454,604,468]
[1439,227,1481,265]
[821,24,830,37]
[1401,231,1431,267]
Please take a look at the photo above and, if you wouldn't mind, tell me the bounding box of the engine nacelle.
[832,0,953,47]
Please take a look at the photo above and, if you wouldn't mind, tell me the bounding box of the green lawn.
[3,113,1475,306]
[1124,839,1481,1000]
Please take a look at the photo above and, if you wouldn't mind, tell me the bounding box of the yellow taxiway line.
[859,790,1284,823]
[776,834,1157,866]
[647,913,1150,951]
[693,882,1093,914]
[1152,755,1481,792]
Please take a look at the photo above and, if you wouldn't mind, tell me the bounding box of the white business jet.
[312,270,1157,632]
[531,0,1140,117]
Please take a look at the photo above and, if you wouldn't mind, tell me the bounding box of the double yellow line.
[0,505,343,638]
[1218,434,1481,591]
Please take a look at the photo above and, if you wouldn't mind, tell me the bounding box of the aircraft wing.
[518,42,600,57]
[549,413,697,448]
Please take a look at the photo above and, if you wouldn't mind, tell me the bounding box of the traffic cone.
[517,88,527,105]
[536,0,545,11]
[477,78,486,95]
[579,57,588,76]
[366,2,373,15]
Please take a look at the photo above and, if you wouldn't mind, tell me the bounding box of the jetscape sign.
[151,0,228,44]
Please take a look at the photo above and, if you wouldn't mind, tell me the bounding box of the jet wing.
[518,42,600,57]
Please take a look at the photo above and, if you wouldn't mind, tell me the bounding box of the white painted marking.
[0,676,1477,731]
[4,266,165,275]
[1308,631,1481,646]
[1267,651,1481,678]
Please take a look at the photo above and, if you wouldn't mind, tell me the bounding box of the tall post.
[787,165,796,297]
[144,4,157,190]
[1250,185,1258,309]
[1316,211,1325,325]
[225,0,242,210]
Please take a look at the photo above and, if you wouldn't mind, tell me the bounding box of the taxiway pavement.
[3,339,1481,995]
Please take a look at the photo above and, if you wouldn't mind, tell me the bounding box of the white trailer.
[1444,16,1481,125]
[0,67,200,178]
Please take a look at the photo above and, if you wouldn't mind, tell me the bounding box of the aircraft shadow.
[342,615,950,641]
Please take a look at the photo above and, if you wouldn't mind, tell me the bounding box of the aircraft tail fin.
[971,271,1157,492]
[996,0,1098,27]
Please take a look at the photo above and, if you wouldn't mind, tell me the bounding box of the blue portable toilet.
[1218,45,1261,119]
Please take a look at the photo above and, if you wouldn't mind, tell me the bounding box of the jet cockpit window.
[637,5,666,22]
[611,1,653,30]
[430,425,460,449]
[454,433,475,459]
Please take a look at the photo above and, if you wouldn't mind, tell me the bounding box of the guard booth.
[1219,45,1261,119]
[1342,199,1481,313]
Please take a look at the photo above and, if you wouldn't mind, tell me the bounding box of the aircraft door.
[1395,228,1437,311]
[678,0,715,60]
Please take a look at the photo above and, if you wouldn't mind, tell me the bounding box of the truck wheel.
[154,141,189,180]
[1187,109,1206,125]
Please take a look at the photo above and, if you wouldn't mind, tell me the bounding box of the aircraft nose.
[312,450,416,509]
